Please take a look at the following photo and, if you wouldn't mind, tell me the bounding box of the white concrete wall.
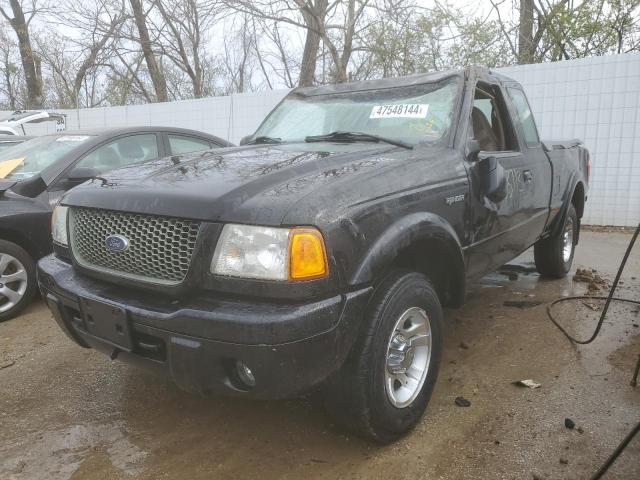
[8,53,640,226]
[31,90,289,145]
[497,54,640,227]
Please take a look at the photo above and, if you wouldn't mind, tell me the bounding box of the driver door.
[465,78,538,278]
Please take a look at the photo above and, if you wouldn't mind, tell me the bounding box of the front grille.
[69,207,200,285]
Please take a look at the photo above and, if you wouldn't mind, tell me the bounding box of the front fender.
[349,212,465,304]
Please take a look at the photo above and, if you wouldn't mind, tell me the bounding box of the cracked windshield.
[254,79,460,145]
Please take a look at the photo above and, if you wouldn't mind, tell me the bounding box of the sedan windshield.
[0,142,23,153]
[253,79,460,146]
[0,134,93,181]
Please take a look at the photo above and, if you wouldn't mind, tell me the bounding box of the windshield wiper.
[305,131,413,149]
[245,135,282,145]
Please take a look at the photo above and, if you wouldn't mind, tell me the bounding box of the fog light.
[236,360,256,387]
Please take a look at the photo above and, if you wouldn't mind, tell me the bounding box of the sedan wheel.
[0,253,29,313]
[0,240,37,321]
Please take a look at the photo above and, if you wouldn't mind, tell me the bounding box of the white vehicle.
[0,110,66,136]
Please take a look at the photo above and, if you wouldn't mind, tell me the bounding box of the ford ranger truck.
[38,66,589,443]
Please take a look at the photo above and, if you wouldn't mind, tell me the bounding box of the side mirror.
[466,138,481,162]
[67,166,100,183]
[477,155,507,203]
[239,135,252,146]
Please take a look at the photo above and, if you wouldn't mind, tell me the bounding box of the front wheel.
[323,270,443,443]
[534,203,578,278]
[0,240,37,322]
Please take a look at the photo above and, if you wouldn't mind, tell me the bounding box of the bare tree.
[519,0,534,63]
[129,0,168,101]
[106,50,155,104]
[147,0,223,98]
[249,17,274,89]
[0,0,46,107]
[488,0,640,64]
[37,0,128,107]
[247,15,299,88]
[0,25,23,108]
[608,0,640,53]
[297,0,327,85]
[226,0,326,86]
[221,13,255,93]
[2,0,640,109]
[228,0,373,85]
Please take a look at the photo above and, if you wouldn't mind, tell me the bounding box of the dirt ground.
[1,230,639,480]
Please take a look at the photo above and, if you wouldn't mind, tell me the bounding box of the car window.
[472,86,517,152]
[76,134,158,174]
[168,135,213,155]
[508,88,540,146]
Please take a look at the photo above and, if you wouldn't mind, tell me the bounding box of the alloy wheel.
[384,307,432,408]
[0,253,28,313]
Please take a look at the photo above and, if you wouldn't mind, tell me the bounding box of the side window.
[76,134,159,174]
[508,88,540,146]
[472,85,517,152]
[168,135,213,155]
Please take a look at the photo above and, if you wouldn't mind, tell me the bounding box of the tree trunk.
[518,0,534,64]
[333,58,348,83]
[7,0,43,108]
[129,0,168,102]
[298,10,321,87]
[2,57,16,110]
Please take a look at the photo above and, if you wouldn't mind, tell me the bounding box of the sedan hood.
[0,179,16,193]
[63,143,411,225]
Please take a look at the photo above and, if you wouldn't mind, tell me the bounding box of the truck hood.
[63,142,449,225]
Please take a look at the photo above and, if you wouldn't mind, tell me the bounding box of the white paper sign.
[56,135,90,142]
[370,104,429,119]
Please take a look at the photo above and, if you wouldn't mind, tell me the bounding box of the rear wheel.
[0,240,37,322]
[323,270,443,443]
[534,203,578,278]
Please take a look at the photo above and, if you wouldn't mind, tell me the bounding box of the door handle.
[523,170,533,183]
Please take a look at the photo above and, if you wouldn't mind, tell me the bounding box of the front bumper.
[37,254,371,399]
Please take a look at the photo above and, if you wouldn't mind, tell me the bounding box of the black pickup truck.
[38,67,589,443]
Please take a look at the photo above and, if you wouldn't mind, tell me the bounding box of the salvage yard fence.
[8,53,640,227]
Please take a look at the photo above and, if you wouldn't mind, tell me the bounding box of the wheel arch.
[349,213,466,307]
[571,181,585,219]
[0,227,40,259]
[550,178,586,243]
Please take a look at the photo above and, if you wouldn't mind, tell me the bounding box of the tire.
[534,203,578,279]
[0,240,37,322]
[323,270,443,443]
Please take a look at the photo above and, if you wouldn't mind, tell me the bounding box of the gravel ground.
[1,230,639,480]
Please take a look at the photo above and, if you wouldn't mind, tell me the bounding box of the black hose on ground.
[546,222,640,345]
[590,421,640,480]
[545,222,640,480]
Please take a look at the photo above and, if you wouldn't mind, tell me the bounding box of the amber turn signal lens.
[289,228,328,280]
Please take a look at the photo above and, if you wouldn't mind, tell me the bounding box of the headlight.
[51,205,69,246]
[211,224,328,281]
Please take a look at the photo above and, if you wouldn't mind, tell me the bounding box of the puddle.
[0,421,147,480]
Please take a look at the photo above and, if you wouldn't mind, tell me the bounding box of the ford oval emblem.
[105,234,130,252]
